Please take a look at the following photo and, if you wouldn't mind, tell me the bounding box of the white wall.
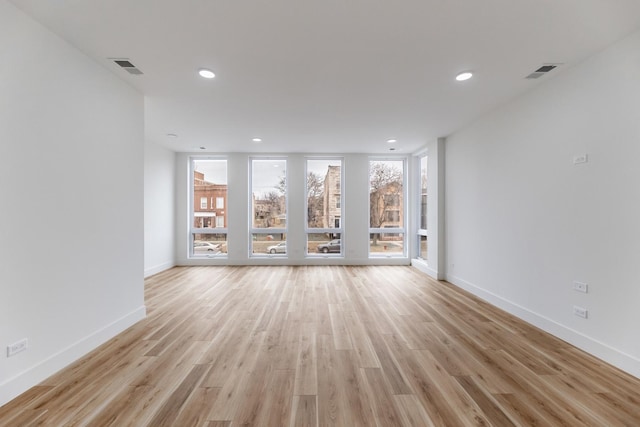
[175,153,412,265]
[0,0,145,405]
[445,28,640,377]
[144,140,176,277]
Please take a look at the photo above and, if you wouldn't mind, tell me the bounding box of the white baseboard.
[0,305,146,406]
[144,261,175,278]
[445,273,640,379]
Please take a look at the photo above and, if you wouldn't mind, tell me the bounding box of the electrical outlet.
[7,338,28,357]
[573,281,588,293]
[573,306,588,319]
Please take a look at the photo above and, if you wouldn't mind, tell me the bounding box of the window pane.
[251,159,287,229]
[193,159,227,229]
[307,233,342,255]
[192,233,227,256]
[419,235,427,259]
[306,159,342,229]
[369,233,404,255]
[420,156,428,230]
[251,234,287,255]
[369,160,404,229]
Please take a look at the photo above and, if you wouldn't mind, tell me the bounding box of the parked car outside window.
[267,242,287,254]
[194,241,221,253]
[317,239,341,254]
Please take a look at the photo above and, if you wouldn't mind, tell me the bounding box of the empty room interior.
[2,0,640,425]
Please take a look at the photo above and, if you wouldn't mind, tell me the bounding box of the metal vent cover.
[110,58,144,75]
[114,60,135,68]
[526,63,561,79]
[536,65,557,73]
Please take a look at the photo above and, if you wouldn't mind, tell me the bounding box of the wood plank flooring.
[1,266,639,426]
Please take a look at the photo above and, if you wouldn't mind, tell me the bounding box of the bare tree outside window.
[251,159,287,230]
[307,171,325,228]
[369,160,404,248]
[251,158,287,255]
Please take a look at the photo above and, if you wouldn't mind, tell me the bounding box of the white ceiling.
[10,0,640,154]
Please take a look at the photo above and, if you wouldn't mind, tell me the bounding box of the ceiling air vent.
[111,58,144,75]
[526,64,560,79]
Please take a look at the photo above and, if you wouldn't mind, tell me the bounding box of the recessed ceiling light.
[252,138,262,143]
[387,139,397,144]
[198,69,215,79]
[456,71,473,81]
[166,133,178,138]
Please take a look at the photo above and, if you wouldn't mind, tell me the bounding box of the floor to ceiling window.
[189,157,228,258]
[418,154,428,260]
[369,158,406,257]
[250,158,288,257]
[305,158,344,256]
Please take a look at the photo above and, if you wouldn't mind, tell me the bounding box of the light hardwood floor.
[1,266,639,426]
